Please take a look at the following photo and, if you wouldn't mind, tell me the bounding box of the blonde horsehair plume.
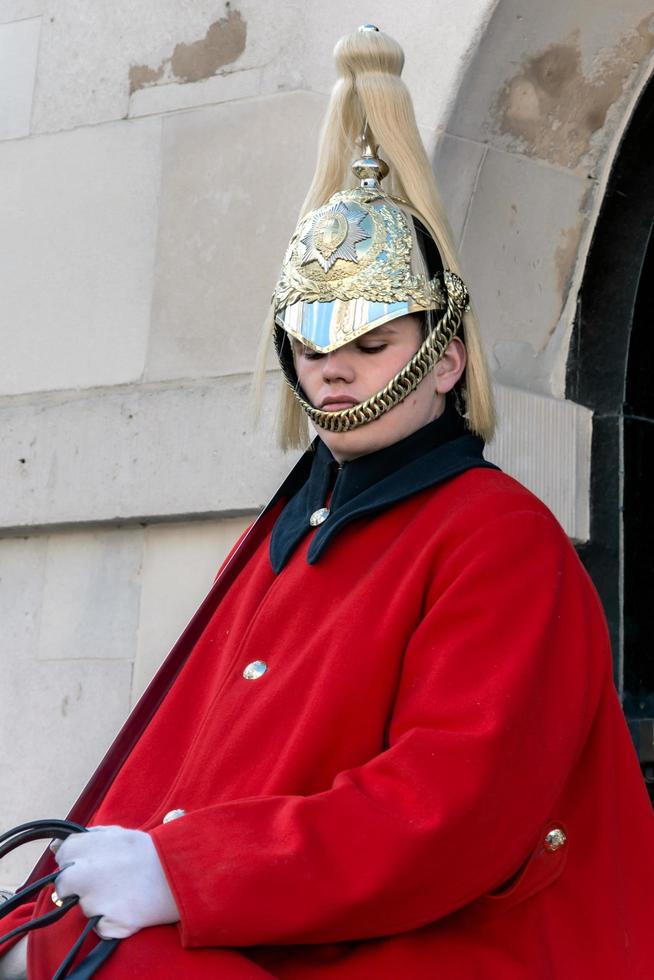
[254,26,496,448]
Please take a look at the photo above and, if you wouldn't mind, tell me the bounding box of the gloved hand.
[53,826,180,940]
[0,936,27,980]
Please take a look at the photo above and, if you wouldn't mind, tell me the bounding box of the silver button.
[243,660,268,680]
[162,808,186,824]
[544,827,567,852]
[310,508,330,526]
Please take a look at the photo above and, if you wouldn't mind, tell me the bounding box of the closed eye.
[296,342,388,359]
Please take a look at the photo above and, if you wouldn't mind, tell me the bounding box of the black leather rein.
[0,820,118,979]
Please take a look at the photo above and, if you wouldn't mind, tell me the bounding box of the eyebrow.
[364,324,400,337]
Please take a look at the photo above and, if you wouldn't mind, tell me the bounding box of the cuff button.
[544,827,567,852]
[162,808,186,824]
[243,660,268,680]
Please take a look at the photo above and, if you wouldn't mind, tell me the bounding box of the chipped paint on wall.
[554,221,585,299]
[129,6,247,95]
[495,15,654,169]
[129,63,165,92]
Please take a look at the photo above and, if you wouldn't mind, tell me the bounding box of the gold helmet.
[264,25,494,443]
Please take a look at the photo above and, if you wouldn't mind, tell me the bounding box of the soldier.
[2,24,653,980]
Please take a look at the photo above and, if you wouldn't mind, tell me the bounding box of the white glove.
[0,936,27,980]
[54,826,180,940]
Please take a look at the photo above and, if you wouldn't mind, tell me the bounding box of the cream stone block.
[0,17,40,140]
[36,528,144,661]
[432,132,487,245]
[0,374,299,530]
[0,536,47,657]
[0,116,160,395]
[144,91,327,383]
[460,147,590,392]
[446,0,654,171]
[129,67,263,118]
[0,2,44,24]
[0,659,132,888]
[131,517,250,705]
[487,384,592,542]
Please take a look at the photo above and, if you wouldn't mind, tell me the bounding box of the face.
[291,314,467,463]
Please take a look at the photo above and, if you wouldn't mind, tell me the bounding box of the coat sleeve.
[150,508,610,948]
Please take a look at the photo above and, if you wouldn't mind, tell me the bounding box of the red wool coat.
[6,465,654,978]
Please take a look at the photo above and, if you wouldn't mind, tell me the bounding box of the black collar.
[269,400,499,572]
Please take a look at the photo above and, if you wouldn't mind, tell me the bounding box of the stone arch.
[439,0,654,401]
[436,0,654,785]
[428,1,654,544]
[565,69,654,791]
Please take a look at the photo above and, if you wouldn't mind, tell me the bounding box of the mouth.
[319,396,360,411]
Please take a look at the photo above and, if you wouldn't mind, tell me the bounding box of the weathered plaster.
[554,219,587,300]
[0,1,43,25]
[0,16,41,140]
[129,67,262,118]
[444,2,654,398]
[29,0,283,135]
[495,16,654,170]
[129,63,165,92]
[129,6,247,94]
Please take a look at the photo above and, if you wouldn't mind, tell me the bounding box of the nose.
[321,348,355,384]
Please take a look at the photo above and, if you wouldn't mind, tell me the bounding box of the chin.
[319,430,381,461]
[311,394,445,462]
[314,417,408,462]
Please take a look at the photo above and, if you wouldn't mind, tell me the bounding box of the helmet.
[263,26,494,443]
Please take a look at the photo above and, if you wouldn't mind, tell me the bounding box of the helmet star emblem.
[300,201,369,272]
